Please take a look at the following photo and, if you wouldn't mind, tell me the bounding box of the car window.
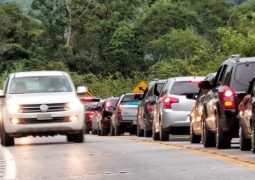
[120,94,141,105]
[156,82,165,94]
[107,98,119,107]
[86,103,98,111]
[232,62,255,91]
[9,76,72,94]
[170,81,200,95]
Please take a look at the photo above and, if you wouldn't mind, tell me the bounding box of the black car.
[97,97,119,136]
[199,55,255,149]
[137,79,166,137]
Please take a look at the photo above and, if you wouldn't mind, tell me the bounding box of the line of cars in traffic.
[85,55,255,154]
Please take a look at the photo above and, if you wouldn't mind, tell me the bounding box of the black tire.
[137,123,143,137]
[67,134,74,142]
[251,122,255,153]
[100,123,108,136]
[72,131,84,143]
[114,125,121,136]
[203,122,215,147]
[85,127,90,134]
[152,125,159,141]
[159,125,169,141]
[190,124,201,144]
[1,126,15,146]
[144,128,152,137]
[216,115,231,149]
[240,127,251,151]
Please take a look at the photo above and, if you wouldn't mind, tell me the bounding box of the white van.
[0,71,86,146]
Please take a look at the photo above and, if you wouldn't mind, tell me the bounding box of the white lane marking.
[2,148,16,180]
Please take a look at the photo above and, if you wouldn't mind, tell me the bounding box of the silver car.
[152,76,204,141]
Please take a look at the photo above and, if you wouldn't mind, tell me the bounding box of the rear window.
[232,63,255,91]
[120,94,142,105]
[170,81,200,95]
[86,102,98,111]
[107,98,119,107]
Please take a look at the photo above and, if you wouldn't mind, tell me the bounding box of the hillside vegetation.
[0,0,255,97]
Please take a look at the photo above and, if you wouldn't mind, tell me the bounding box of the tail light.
[221,87,235,109]
[89,112,94,120]
[162,96,179,109]
[117,106,122,118]
[147,104,154,112]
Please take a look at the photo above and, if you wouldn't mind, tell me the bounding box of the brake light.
[89,112,94,119]
[162,96,179,109]
[147,104,154,112]
[221,87,235,109]
[117,106,122,117]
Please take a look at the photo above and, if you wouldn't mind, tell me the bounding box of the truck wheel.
[1,126,15,146]
[67,134,74,142]
[137,123,143,137]
[216,115,231,149]
[72,131,84,143]
[160,125,169,141]
[144,126,152,137]
[190,123,201,143]
[101,124,107,136]
[251,122,255,153]
[240,126,251,151]
[203,122,215,147]
[152,125,159,141]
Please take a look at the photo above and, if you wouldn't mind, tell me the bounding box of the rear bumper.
[162,109,190,129]
[220,109,239,136]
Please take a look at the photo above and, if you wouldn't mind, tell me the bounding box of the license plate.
[37,114,52,120]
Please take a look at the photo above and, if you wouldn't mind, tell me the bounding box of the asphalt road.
[4,134,255,180]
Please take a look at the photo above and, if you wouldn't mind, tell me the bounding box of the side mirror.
[199,81,212,90]
[77,86,88,94]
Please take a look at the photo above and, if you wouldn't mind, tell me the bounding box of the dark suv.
[137,79,166,137]
[97,97,119,136]
[199,55,255,149]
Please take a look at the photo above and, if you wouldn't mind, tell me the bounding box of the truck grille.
[16,117,69,124]
[20,103,67,113]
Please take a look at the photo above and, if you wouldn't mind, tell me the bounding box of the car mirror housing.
[77,86,88,94]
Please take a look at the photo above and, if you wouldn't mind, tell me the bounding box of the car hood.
[6,92,77,105]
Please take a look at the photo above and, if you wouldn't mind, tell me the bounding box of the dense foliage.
[0,0,254,97]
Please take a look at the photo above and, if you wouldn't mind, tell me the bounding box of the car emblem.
[40,104,48,112]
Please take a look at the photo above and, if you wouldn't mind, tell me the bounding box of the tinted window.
[86,102,98,111]
[170,81,200,95]
[107,98,119,107]
[120,94,141,105]
[232,63,255,91]
[9,76,72,94]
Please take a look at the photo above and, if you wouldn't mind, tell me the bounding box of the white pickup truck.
[0,71,86,146]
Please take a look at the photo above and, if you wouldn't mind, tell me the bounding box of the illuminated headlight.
[8,103,20,113]
[65,100,81,111]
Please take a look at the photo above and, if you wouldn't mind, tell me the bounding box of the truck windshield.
[9,76,72,94]
[232,62,255,92]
